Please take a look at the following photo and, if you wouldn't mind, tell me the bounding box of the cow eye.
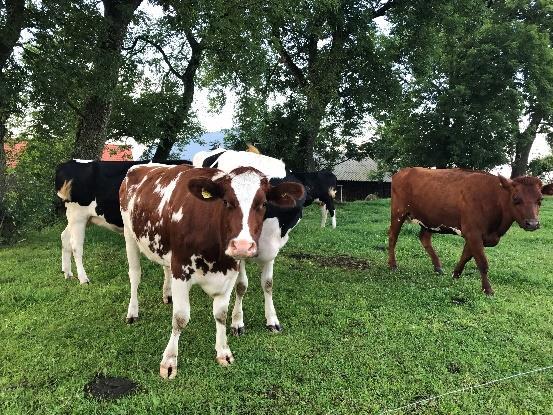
[259,201,267,210]
[513,196,522,205]
[223,199,231,208]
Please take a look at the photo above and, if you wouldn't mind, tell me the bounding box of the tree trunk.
[511,113,542,178]
[152,33,203,161]
[72,0,142,160]
[0,0,26,228]
[298,102,324,171]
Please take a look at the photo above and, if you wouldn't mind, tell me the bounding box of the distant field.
[1,199,553,414]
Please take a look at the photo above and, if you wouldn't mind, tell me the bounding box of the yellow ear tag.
[201,188,212,199]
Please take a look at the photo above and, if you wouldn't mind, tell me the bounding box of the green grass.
[1,199,553,414]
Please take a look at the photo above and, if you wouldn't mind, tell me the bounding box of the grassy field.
[1,199,553,414]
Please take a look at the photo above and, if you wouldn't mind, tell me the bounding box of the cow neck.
[495,189,516,237]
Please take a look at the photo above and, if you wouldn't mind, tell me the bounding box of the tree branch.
[371,0,401,19]
[271,25,306,87]
[133,35,185,80]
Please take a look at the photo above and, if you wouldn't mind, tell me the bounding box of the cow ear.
[498,174,513,190]
[188,178,224,202]
[266,182,305,208]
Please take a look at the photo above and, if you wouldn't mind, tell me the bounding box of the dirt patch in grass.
[285,252,372,270]
[84,374,138,400]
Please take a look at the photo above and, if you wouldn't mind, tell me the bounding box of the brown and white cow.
[119,164,303,378]
[388,168,545,295]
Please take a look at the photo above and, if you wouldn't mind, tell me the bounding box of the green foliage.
[2,200,553,412]
[372,0,553,173]
[528,154,553,181]
[3,132,72,242]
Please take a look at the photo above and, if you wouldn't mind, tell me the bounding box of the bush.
[1,136,72,243]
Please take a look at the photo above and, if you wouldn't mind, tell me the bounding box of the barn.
[332,157,391,201]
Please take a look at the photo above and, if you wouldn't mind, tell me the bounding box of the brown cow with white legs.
[388,168,545,295]
[119,164,303,378]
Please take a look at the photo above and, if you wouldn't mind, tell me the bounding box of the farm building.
[332,157,391,201]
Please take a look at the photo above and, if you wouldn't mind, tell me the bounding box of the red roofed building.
[4,141,28,168]
[101,144,133,161]
[3,142,133,167]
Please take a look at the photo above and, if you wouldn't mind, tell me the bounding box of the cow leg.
[231,260,248,336]
[68,217,89,284]
[325,198,336,229]
[453,243,472,278]
[61,225,73,279]
[418,228,443,273]
[261,260,281,332]
[124,227,142,323]
[388,210,407,270]
[213,291,234,366]
[320,204,328,227]
[160,278,191,379]
[465,234,493,295]
[162,266,172,304]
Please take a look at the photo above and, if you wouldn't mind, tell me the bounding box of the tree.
[207,0,401,170]
[71,0,142,160]
[371,0,553,175]
[0,0,27,229]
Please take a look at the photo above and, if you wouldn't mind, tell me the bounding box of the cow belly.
[121,210,172,266]
[89,216,123,233]
[410,217,462,236]
[255,217,290,263]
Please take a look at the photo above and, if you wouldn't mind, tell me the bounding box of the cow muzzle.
[227,239,257,258]
[523,219,540,231]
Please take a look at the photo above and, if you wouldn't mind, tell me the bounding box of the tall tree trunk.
[0,0,26,227]
[511,112,542,178]
[298,99,325,171]
[72,0,142,160]
[152,32,203,161]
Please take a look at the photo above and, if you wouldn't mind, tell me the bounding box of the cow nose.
[229,239,257,257]
[524,219,540,231]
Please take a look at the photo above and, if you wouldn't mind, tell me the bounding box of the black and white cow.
[294,171,338,229]
[193,149,306,333]
[55,159,190,284]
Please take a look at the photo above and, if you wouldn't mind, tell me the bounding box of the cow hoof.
[452,272,461,279]
[231,326,245,336]
[79,277,90,285]
[266,324,282,333]
[483,288,495,296]
[160,360,177,379]
[126,316,138,324]
[389,265,398,271]
[216,353,234,366]
[63,272,73,280]
[163,296,172,304]
[434,267,444,274]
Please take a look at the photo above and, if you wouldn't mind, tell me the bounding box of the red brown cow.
[119,164,304,379]
[388,168,545,295]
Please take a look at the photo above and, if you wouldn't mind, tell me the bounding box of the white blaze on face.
[230,171,262,244]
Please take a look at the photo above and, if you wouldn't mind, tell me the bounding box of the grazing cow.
[193,148,306,333]
[543,183,553,195]
[388,168,545,295]
[294,171,338,228]
[55,159,190,284]
[119,164,303,378]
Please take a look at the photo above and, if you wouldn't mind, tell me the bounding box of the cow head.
[499,175,543,231]
[188,167,304,258]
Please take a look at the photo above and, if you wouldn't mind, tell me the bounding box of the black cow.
[294,171,338,228]
[193,149,306,333]
[55,159,190,284]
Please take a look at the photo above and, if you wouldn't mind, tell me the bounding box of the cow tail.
[57,179,73,202]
